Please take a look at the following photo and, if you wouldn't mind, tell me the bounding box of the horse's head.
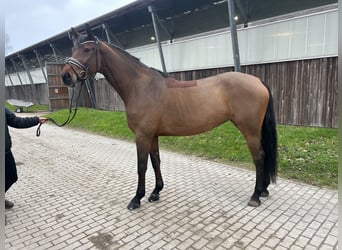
[61,24,100,87]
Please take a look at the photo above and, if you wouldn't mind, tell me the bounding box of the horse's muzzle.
[62,72,74,86]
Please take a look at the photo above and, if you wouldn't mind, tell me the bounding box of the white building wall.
[5,67,46,86]
[6,8,337,85]
[128,9,338,72]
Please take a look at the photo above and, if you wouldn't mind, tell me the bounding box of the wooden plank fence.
[170,57,338,128]
[5,57,337,128]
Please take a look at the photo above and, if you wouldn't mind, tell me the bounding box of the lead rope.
[36,81,85,137]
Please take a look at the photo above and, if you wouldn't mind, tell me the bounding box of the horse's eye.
[84,48,91,53]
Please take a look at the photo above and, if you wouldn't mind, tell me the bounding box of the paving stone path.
[5,122,338,249]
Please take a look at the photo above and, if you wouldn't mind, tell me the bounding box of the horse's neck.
[99,43,150,103]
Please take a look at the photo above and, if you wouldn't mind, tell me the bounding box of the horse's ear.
[69,27,80,46]
[85,24,95,40]
[70,27,79,40]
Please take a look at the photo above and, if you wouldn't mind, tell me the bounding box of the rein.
[36,82,84,137]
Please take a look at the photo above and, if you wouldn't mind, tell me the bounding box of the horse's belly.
[158,113,228,136]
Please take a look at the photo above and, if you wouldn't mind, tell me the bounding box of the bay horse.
[61,25,277,210]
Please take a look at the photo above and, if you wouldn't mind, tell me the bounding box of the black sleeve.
[5,108,40,129]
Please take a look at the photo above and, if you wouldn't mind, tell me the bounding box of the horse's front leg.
[127,135,151,210]
[148,136,164,202]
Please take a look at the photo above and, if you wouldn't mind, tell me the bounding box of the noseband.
[66,37,99,82]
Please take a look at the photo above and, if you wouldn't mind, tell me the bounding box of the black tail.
[261,83,278,184]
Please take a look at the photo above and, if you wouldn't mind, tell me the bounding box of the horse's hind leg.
[260,172,270,197]
[245,134,266,207]
[148,136,164,202]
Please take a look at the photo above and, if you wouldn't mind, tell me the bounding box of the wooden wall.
[5,57,337,128]
[171,57,338,128]
[93,79,125,111]
[246,57,338,128]
[5,83,49,105]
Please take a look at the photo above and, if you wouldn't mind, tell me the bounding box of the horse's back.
[201,72,265,91]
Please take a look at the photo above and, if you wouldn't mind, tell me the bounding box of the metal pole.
[102,23,112,44]
[154,13,173,42]
[85,79,96,108]
[148,5,167,73]
[49,43,58,62]
[19,54,40,104]
[10,57,27,100]
[5,66,14,86]
[19,55,35,86]
[102,23,125,49]
[5,66,17,100]
[34,49,48,83]
[68,31,77,46]
[10,58,24,86]
[227,0,241,72]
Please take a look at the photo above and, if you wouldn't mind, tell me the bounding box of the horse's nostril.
[62,73,71,85]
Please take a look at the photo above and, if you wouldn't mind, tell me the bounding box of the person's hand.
[39,117,48,124]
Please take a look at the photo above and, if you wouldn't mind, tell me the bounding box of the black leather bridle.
[65,36,100,82]
[36,37,100,137]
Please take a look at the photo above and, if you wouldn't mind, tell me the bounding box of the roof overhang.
[5,0,337,70]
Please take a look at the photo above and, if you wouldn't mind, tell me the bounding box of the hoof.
[127,200,140,210]
[148,193,160,202]
[248,198,261,207]
[260,190,269,197]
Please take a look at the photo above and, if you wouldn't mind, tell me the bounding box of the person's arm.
[5,108,40,129]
